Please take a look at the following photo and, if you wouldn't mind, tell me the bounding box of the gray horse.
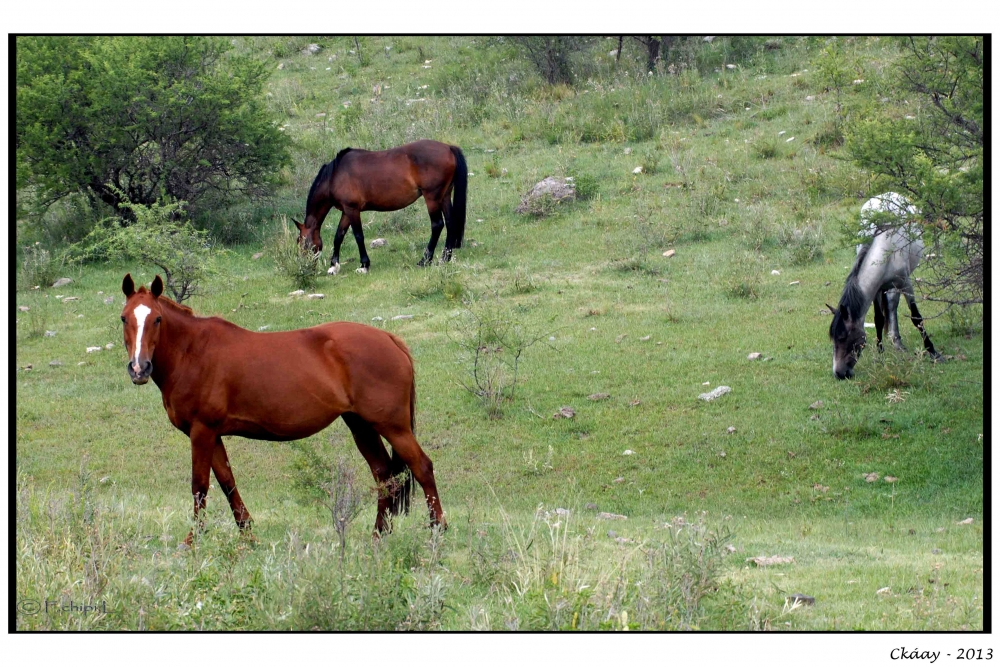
[828,192,943,379]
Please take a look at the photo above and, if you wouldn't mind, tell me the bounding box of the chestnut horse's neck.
[149,298,207,390]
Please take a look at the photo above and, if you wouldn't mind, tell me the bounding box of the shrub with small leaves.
[18,243,63,291]
[270,216,321,290]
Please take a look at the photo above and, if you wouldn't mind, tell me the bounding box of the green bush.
[17,243,63,290]
[269,217,321,290]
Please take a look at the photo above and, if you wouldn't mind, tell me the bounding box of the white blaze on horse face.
[132,304,152,370]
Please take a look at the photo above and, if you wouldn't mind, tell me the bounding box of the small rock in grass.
[632,166,643,174]
[615,536,635,544]
[77,362,86,366]
[588,393,611,401]
[698,386,731,401]
[86,346,102,353]
[18,306,30,312]
[809,400,824,410]
[258,325,271,331]
[49,360,63,367]
[876,586,892,595]
[371,316,384,322]
[99,476,113,485]
[771,270,781,276]
[787,593,815,606]
[726,426,737,434]
[788,280,800,286]
[613,477,625,484]
[44,330,57,337]
[622,449,635,456]
[957,517,974,525]
[702,381,711,386]
[104,297,115,305]
[639,335,651,341]
[597,512,627,521]
[104,343,114,350]
[864,472,880,483]
[628,399,642,407]
[615,334,627,343]
[62,296,80,302]
[747,555,794,567]
[718,451,726,458]
[252,252,264,260]
[662,248,676,258]
[52,278,73,288]
[623,147,632,155]
[585,503,598,511]
[289,290,305,296]
[307,294,325,300]
[369,238,387,248]
[747,352,763,360]
[392,314,413,320]
[884,476,898,483]
[555,508,570,517]
[553,406,576,419]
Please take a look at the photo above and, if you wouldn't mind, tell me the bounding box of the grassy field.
[15,36,983,631]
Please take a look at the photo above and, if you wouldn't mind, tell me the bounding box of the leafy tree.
[16,36,290,225]
[69,193,218,302]
[845,36,983,307]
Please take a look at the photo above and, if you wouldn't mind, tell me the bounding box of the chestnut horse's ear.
[122,273,135,297]
[292,218,304,232]
[151,275,164,298]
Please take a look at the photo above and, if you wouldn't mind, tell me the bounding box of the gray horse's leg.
[885,289,905,350]
[901,282,943,360]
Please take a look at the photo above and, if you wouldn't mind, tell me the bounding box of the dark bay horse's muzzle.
[127,360,153,385]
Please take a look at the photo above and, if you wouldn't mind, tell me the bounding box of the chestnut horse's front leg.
[182,424,215,547]
[211,437,254,538]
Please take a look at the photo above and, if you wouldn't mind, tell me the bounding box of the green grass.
[15,36,983,631]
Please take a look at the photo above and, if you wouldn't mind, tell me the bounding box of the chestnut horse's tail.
[448,146,467,248]
[387,332,415,515]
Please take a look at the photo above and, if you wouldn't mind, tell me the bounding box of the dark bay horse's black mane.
[831,243,872,337]
[307,148,353,204]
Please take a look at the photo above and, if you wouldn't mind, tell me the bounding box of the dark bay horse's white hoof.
[328,263,340,276]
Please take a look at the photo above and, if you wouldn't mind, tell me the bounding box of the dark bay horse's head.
[293,218,323,253]
[121,273,165,385]
[828,302,866,380]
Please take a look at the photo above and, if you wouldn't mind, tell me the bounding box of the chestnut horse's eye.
[155,316,162,324]
[121,316,127,323]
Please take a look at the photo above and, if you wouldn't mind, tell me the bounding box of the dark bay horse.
[828,193,942,379]
[294,139,467,275]
[120,273,445,544]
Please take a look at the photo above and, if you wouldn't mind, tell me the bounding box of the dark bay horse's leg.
[901,284,943,360]
[342,413,397,534]
[211,438,253,535]
[377,426,446,528]
[183,424,216,547]
[872,290,886,353]
[418,189,446,267]
[350,217,371,274]
[440,193,455,263]
[328,210,356,275]
[885,289,905,350]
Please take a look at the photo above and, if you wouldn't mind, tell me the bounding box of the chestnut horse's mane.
[135,286,195,316]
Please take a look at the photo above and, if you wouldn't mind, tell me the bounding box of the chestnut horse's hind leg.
[342,413,396,534]
[211,438,253,535]
[418,189,446,267]
[378,426,445,528]
[183,424,216,547]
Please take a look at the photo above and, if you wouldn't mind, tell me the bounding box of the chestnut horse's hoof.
[328,263,340,276]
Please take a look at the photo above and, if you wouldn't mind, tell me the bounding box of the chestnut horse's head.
[293,218,323,253]
[121,273,165,385]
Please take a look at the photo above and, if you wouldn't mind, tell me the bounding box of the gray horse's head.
[828,303,866,379]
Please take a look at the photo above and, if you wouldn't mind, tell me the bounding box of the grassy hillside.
[15,36,983,631]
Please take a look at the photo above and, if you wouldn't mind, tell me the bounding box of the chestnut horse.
[120,274,444,544]
[294,139,467,275]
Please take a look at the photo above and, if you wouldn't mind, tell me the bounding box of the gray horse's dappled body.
[828,193,943,379]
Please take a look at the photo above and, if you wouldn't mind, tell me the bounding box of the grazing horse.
[120,273,445,544]
[828,192,943,379]
[294,139,468,275]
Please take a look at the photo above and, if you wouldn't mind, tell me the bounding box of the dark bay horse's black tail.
[448,146,467,248]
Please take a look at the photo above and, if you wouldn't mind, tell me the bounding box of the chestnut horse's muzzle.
[127,360,153,385]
